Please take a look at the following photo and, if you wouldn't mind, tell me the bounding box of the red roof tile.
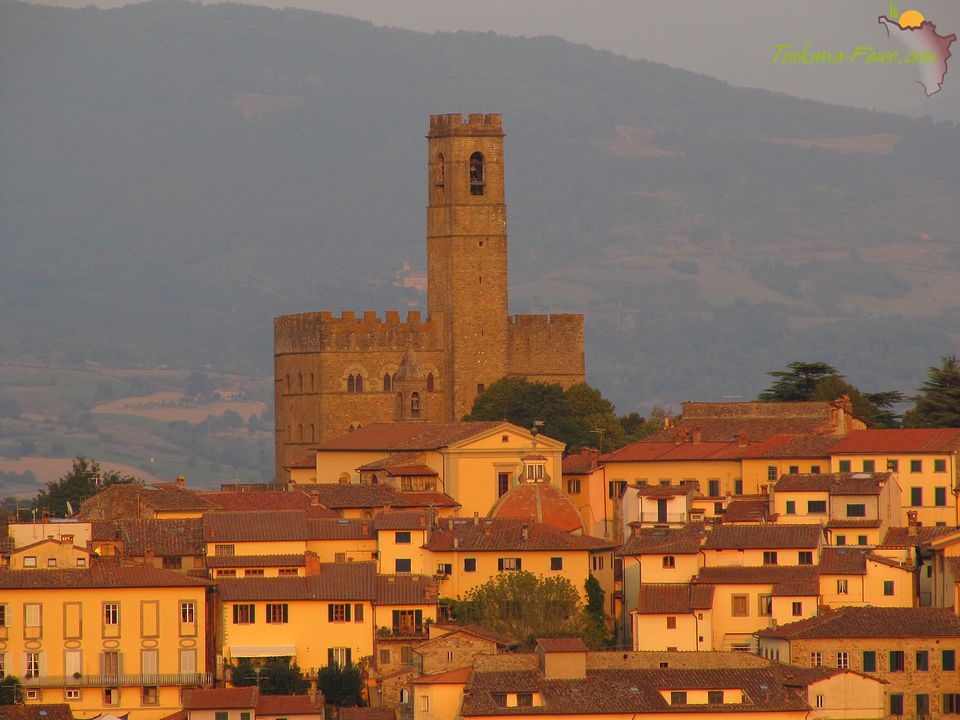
[205,553,306,569]
[0,559,211,589]
[722,498,773,524]
[374,511,429,531]
[488,481,583,533]
[757,606,960,639]
[186,687,258,709]
[204,510,308,542]
[696,565,820,585]
[312,422,505,451]
[634,584,714,614]
[299,484,458,510]
[201,489,339,517]
[704,524,822,550]
[882,525,959,547]
[307,518,376,540]
[562,448,601,475]
[424,624,517,647]
[774,472,891,495]
[119,518,205,556]
[423,518,614,552]
[601,440,746,463]
[412,666,473,684]
[619,523,705,556]
[256,694,322,715]
[830,428,960,453]
[0,705,74,720]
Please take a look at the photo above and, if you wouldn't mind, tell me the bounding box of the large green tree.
[903,355,960,428]
[32,457,137,516]
[445,571,608,648]
[758,362,904,428]
[316,663,363,707]
[465,378,662,452]
[0,676,22,705]
[229,657,310,695]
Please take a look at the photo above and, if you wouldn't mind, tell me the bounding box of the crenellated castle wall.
[274,310,443,354]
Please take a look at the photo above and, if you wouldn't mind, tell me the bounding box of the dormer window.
[470,152,485,195]
[526,463,545,481]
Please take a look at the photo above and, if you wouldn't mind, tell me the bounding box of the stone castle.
[274,113,585,480]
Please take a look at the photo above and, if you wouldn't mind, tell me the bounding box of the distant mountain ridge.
[1,0,958,411]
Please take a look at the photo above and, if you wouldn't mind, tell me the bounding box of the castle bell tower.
[426,113,509,422]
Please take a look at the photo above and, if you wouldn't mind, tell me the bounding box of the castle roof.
[488,480,583,533]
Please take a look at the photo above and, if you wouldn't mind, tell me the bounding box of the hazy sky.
[31,0,960,119]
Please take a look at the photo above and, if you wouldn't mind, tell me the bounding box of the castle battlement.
[275,310,440,354]
[429,113,503,138]
[509,313,583,328]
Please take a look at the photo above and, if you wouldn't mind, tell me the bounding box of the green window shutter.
[327,648,335,666]
[328,604,334,622]
[346,648,352,667]
[345,604,351,622]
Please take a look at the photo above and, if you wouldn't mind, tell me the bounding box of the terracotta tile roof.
[601,440,746,463]
[722,498,772,524]
[374,511,429,531]
[757,606,960,639]
[78,483,214,520]
[307,518,376,540]
[301,484,458,510]
[217,563,377,601]
[462,667,809,716]
[738,434,839,459]
[773,665,886,687]
[186,687,258,709]
[256,694,322,715]
[704,524,822,550]
[633,483,701,498]
[0,705,74,720]
[287,453,316,470]
[488,481,584,533]
[201,489,340,517]
[536,637,588,653]
[946,557,960,582]
[423,518,614,552]
[90,519,120,541]
[312,421,504,451]
[356,454,438,477]
[412,666,473,684]
[644,417,831,444]
[119,518,204,556]
[356,452,424,471]
[0,559,211,589]
[696,565,820,586]
[818,547,869,575]
[205,553,306,568]
[774,472,890,495]
[681,401,838,421]
[203,510,308,542]
[882,525,959,547]
[634,584,714,614]
[376,573,439,605]
[830,428,960,453]
[562,448,601,475]
[825,519,882,528]
[771,580,820,597]
[425,624,518,647]
[618,523,705,556]
[339,708,397,720]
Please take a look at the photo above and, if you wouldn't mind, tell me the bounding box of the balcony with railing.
[21,673,212,688]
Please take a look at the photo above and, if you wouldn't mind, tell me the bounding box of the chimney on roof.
[483,522,491,535]
[691,427,702,445]
[338,472,350,484]
[737,434,747,448]
[448,517,454,530]
[907,511,919,537]
[361,522,370,535]
[383,503,392,515]
[144,547,155,565]
[628,522,641,538]
[418,514,426,528]
[473,512,479,526]
[176,474,186,489]
[689,508,706,522]
[310,491,320,508]
[453,536,459,550]
[521,523,529,541]
[305,551,321,576]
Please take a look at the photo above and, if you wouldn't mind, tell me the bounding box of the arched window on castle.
[309,373,315,392]
[355,374,363,392]
[285,375,291,393]
[470,152,484,196]
[383,374,392,392]
[298,424,304,442]
[426,373,435,392]
[411,392,421,418]
[298,372,304,392]
[347,375,355,393]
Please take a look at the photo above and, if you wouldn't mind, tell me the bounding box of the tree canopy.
[230,657,310,695]
[464,378,666,452]
[758,362,904,428]
[316,662,363,708]
[32,456,137,516]
[444,571,608,648]
[903,355,960,428]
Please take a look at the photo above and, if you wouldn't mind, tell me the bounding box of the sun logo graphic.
[878,2,956,95]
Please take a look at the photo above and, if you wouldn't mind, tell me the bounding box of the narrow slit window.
[470,152,485,195]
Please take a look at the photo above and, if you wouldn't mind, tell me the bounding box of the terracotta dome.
[488,481,583,533]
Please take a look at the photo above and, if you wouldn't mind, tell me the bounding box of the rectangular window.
[435,562,452,576]
[395,558,411,573]
[857,535,868,545]
[278,568,299,576]
[788,465,799,474]
[758,595,772,616]
[798,551,813,565]
[792,601,803,616]
[498,472,511,498]
[935,458,947,472]
[944,649,957,671]
[815,695,824,709]
[666,616,677,629]
[25,603,42,629]
[890,650,905,672]
[862,460,875,472]
[762,551,778,565]
[807,500,827,513]
[232,604,255,624]
[23,556,37,568]
[244,569,264,577]
[180,648,197,675]
[517,693,533,708]
[911,487,923,506]
[846,503,866,517]
[890,693,904,716]
[733,479,742,495]
[379,649,390,665]
[65,689,80,700]
[916,694,930,718]
[162,556,182,570]
[0,604,6,627]
[708,690,723,704]
[862,650,876,672]
[101,650,119,677]
[142,686,158,706]
[141,649,158,677]
[214,544,235,556]
[608,480,627,498]
[180,601,195,624]
[463,558,477,572]
[420,696,430,712]
[767,466,777,482]
[395,531,411,544]
[103,688,120,706]
[810,465,821,474]
[811,652,822,667]
[836,578,849,595]
[911,459,922,473]
[884,580,894,596]
[266,604,288,624]
[838,460,851,472]
[887,459,899,472]
[916,650,929,670]
[492,694,507,707]
[401,646,414,664]
[25,651,40,679]
[708,479,720,497]
[835,535,846,546]
[944,694,960,714]
[566,479,581,494]
[216,712,228,720]
[731,594,748,617]
[328,604,351,623]
[354,604,364,622]
[671,691,687,705]
[662,556,676,569]
[837,651,848,669]
[936,487,948,506]
[785,500,796,515]
[498,558,521,572]
[46,558,57,568]
[550,557,563,571]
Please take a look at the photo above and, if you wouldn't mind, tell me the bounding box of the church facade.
[274,114,585,481]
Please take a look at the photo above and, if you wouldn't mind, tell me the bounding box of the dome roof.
[488,481,583,533]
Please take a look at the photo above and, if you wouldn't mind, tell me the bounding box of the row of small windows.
[807,648,955,673]
[434,152,485,198]
[284,372,436,394]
